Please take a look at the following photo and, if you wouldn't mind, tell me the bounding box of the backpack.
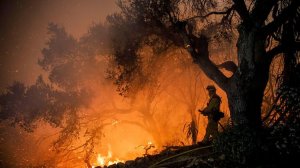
[213,111,224,122]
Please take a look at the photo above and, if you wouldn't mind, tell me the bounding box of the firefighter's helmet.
[206,85,216,91]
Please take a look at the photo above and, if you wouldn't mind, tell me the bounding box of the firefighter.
[199,85,221,144]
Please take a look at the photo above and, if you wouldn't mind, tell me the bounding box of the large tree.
[108,0,300,131]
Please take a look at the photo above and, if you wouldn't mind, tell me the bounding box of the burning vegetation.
[0,22,228,167]
[1,0,300,168]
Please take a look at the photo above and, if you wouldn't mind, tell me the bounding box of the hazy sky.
[0,0,118,90]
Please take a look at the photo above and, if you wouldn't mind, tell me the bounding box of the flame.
[107,150,112,158]
[93,148,124,167]
[96,154,105,167]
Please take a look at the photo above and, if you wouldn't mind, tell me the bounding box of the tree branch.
[251,0,278,25]
[266,45,283,60]
[187,35,229,91]
[186,5,235,21]
[195,56,229,91]
[216,61,238,73]
[261,0,300,37]
[232,0,250,21]
[266,41,300,60]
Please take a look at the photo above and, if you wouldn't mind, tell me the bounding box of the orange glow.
[1,58,230,167]
[148,141,153,145]
[1,1,235,168]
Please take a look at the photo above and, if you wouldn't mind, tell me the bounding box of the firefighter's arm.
[199,107,209,115]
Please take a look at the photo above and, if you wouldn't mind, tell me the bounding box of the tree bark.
[226,25,271,130]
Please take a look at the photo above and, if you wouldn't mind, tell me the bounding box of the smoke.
[0,8,230,168]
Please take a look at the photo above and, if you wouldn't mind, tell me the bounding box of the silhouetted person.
[199,85,221,144]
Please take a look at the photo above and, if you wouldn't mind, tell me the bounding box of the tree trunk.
[227,26,270,131]
[227,74,268,130]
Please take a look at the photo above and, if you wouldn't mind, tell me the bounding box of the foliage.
[183,120,198,144]
[264,63,300,126]
[39,23,110,90]
[0,22,111,127]
[269,120,300,157]
[0,77,90,131]
[213,125,260,165]
[107,0,235,96]
[265,67,300,161]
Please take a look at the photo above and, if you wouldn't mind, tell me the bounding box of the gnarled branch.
[187,34,229,90]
